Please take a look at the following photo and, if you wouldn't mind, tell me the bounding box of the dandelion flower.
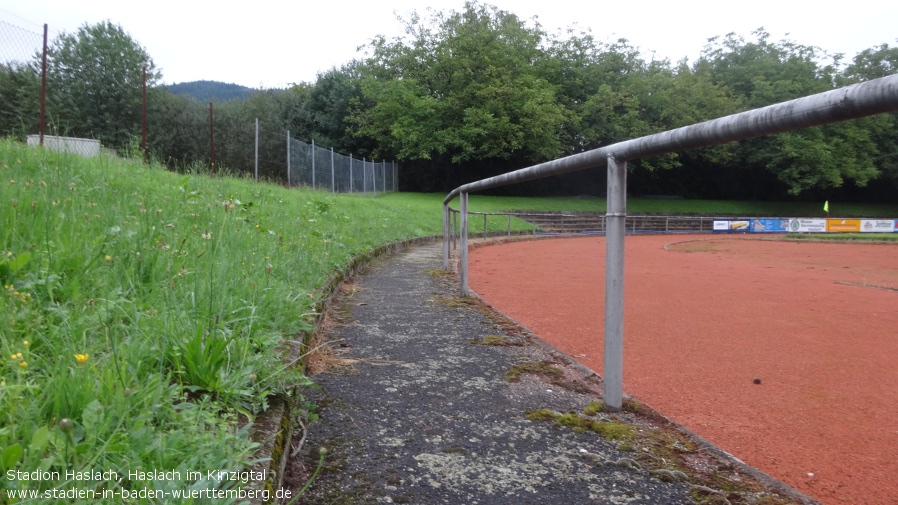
[18,361,27,368]
[22,340,28,346]
[104,255,112,263]
[74,354,89,365]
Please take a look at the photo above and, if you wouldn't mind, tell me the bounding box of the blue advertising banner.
[751,219,790,233]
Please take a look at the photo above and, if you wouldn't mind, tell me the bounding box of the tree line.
[1,1,896,200]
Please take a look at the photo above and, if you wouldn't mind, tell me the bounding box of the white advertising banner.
[860,220,897,233]
[787,219,827,233]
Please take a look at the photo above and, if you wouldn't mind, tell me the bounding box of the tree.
[46,21,160,152]
[839,42,898,189]
[145,88,207,168]
[306,63,368,154]
[350,1,568,189]
[0,62,42,139]
[697,30,881,196]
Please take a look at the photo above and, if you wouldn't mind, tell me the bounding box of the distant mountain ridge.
[165,80,255,102]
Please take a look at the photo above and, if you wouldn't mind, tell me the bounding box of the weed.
[583,401,604,416]
[505,361,563,382]
[469,334,522,346]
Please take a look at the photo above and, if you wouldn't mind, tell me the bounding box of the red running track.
[468,235,898,505]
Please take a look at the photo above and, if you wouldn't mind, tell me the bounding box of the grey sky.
[2,0,896,89]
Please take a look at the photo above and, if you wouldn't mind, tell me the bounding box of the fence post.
[453,211,457,251]
[460,192,469,296]
[39,24,48,146]
[483,214,487,238]
[349,154,354,193]
[604,154,626,411]
[331,148,335,193]
[363,158,367,194]
[311,139,316,189]
[286,130,291,187]
[254,118,259,182]
[507,214,511,236]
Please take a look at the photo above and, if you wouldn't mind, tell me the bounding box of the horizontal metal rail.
[443,74,898,205]
[442,74,898,411]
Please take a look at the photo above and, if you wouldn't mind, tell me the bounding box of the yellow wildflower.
[104,255,112,263]
[22,340,28,346]
[74,354,89,365]
[19,361,26,368]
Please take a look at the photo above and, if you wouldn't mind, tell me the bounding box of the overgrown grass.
[0,140,447,501]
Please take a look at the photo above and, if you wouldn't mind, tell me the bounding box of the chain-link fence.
[253,125,398,193]
[288,138,397,193]
[0,20,43,65]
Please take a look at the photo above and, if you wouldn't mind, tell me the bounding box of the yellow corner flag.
[823,200,829,213]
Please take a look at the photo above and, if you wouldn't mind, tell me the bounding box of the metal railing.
[443,209,727,244]
[442,74,898,410]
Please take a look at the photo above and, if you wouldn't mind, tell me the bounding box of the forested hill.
[166,80,255,102]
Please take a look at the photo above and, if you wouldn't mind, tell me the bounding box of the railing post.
[460,192,469,296]
[604,154,626,411]
[453,211,458,250]
[442,203,450,269]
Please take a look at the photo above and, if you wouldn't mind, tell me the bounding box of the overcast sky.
[2,0,896,89]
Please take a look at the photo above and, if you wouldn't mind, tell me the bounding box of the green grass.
[785,233,898,242]
[0,141,448,502]
[2,139,895,501]
[419,192,898,218]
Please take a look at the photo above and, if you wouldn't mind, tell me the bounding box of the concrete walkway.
[291,241,813,505]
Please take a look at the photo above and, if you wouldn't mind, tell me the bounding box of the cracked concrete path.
[290,242,807,505]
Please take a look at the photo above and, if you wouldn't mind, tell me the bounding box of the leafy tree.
[45,20,160,152]
[351,1,568,188]
[306,63,368,154]
[0,62,42,139]
[698,30,881,196]
[145,87,207,168]
[839,42,898,188]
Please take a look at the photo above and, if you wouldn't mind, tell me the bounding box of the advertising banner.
[827,219,861,233]
[750,219,790,233]
[713,220,749,232]
[787,219,827,233]
[860,220,896,233]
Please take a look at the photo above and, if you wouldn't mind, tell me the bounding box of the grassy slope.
[1,140,895,500]
[0,142,448,501]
